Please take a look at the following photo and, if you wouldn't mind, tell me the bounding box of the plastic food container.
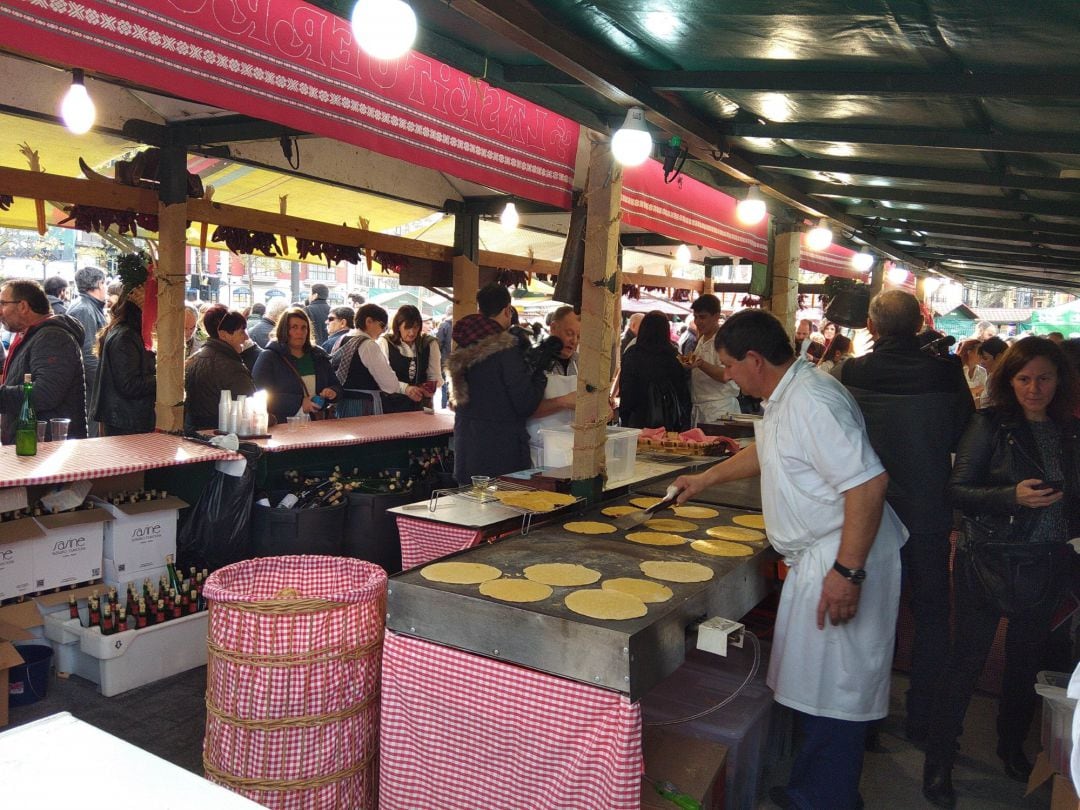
[539,425,641,482]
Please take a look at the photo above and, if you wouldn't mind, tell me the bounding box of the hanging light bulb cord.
[662,137,688,184]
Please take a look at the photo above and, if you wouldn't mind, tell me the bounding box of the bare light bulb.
[805,219,833,251]
[61,70,96,135]
[352,0,417,60]
[611,107,653,166]
[675,244,692,265]
[736,186,767,226]
[887,265,910,285]
[500,202,519,231]
[922,276,942,295]
[851,248,874,273]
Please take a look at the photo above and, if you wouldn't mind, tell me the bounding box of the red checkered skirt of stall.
[379,633,643,809]
[203,555,387,809]
[395,516,483,569]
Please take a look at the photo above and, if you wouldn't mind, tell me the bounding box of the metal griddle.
[637,474,762,512]
[387,498,775,700]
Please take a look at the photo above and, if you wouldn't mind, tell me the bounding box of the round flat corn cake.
[420,562,502,585]
[706,525,766,543]
[601,505,638,517]
[494,491,576,512]
[639,560,714,583]
[602,577,673,604]
[691,539,754,557]
[565,588,647,620]
[672,505,720,519]
[643,518,697,533]
[629,496,663,509]
[624,531,687,546]
[524,563,602,587]
[563,521,617,535]
[732,514,766,530]
[479,578,553,603]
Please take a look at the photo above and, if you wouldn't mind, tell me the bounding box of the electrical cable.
[643,629,761,727]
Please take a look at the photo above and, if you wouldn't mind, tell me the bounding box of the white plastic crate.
[1036,670,1076,780]
[44,610,208,697]
[539,425,641,481]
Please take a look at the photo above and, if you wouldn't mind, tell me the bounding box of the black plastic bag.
[177,441,261,572]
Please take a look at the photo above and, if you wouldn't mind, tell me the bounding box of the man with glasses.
[66,266,108,436]
[0,279,87,443]
[321,306,354,353]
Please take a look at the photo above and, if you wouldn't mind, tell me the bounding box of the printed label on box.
[0,540,34,600]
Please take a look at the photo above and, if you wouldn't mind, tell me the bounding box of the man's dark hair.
[250,302,265,317]
[74,266,106,294]
[979,336,1008,359]
[44,276,68,297]
[331,306,354,330]
[715,309,795,365]
[3,279,50,315]
[477,284,511,319]
[868,289,922,338]
[690,293,721,315]
[356,303,389,331]
[310,283,329,299]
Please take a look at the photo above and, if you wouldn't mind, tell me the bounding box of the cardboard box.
[641,726,726,809]
[32,508,108,592]
[102,560,169,593]
[44,610,208,697]
[0,518,45,602]
[94,496,187,577]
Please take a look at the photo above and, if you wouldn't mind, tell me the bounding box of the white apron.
[527,372,578,467]
[755,361,906,721]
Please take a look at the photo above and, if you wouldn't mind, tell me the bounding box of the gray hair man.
[66,266,107,436]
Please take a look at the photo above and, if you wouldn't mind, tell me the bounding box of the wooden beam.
[0,166,157,213]
[451,255,480,319]
[155,200,187,432]
[573,140,622,488]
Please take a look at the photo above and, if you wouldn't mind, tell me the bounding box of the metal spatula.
[613,485,682,530]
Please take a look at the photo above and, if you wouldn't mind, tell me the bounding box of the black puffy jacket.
[184,339,256,430]
[0,315,87,444]
[92,322,156,434]
[949,409,1080,540]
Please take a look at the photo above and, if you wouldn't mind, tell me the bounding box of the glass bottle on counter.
[14,374,37,456]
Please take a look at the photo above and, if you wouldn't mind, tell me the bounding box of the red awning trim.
[621,161,769,262]
[1,0,578,207]
[800,243,861,280]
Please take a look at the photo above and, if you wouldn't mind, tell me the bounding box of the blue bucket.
[8,644,52,707]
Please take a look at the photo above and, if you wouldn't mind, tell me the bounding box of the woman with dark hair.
[618,311,691,430]
[251,307,341,423]
[816,334,853,376]
[378,304,441,410]
[956,338,987,402]
[923,337,1080,808]
[183,305,257,430]
[91,284,156,435]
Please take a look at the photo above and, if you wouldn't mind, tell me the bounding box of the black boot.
[922,755,956,809]
[996,741,1032,783]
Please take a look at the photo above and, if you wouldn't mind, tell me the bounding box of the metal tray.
[387,498,775,699]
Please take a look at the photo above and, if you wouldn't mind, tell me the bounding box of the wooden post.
[769,225,801,333]
[452,255,479,319]
[572,140,623,492]
[154,144,187,432]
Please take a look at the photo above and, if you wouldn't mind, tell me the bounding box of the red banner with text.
[0,0,578,207]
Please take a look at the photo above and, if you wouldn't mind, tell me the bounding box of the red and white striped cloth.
[395,516,483,570]
[379,633,642,810]
[0,431,237,487]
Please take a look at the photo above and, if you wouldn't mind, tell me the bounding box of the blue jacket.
[252,341,341,422]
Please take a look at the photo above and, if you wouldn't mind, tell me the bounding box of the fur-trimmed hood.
[446,330,519,407]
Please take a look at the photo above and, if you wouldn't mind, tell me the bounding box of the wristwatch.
[833,561,866,585]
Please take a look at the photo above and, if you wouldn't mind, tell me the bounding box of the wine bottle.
[14,374,36,456]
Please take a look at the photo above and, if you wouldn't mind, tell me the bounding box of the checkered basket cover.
[203,555,387,809]
[378,633,643,810]
[395,516,483,569]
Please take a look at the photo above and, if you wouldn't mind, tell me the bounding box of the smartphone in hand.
[1039,479,1063,493]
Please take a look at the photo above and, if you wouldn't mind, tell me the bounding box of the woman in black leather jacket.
[923,337,1079,808]
[91,289,156,435]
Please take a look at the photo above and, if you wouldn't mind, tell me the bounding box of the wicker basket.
[202,555,386,809]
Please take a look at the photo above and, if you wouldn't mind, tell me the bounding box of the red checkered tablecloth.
[379,633,643,810]
[243,412,454,453]
[0,431,239,487]
[395,516,483,569]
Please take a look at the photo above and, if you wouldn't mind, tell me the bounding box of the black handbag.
[959,515,1065,617]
